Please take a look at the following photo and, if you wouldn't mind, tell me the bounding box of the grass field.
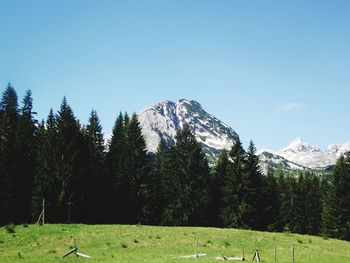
[1,224,350,262]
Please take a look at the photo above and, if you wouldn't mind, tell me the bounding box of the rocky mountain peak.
[282,137,320,153]
[138,99,238,162]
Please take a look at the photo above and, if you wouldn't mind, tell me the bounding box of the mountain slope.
[258,151,309,175]
[138,99,238,161]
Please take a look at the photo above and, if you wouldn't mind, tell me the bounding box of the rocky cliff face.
[138,99,238,162]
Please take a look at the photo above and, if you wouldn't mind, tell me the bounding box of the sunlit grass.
[0,224,349,262]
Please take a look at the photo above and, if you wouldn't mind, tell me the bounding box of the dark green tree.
[259,172,280,231]
[288,174,307,234]
[32,109,59,222]
[221,137,245,228]
[161,126,211,226]
[0,83,19,224]
[277,173,321,235]
[276,172,290,232]
[55,97,88,222]
[159,146,179,225]
[125,113,149,223]
[106,112,129,223]
[278,175,302,233]
[32,98,88,223]
[322,154,350,240]
[143,138,167,225]
[15,90,38,223]
[82,110,106,223]
[240,141,262,229]
[209,149,229,227]
[321,180,340,238]
[304,174,322,235]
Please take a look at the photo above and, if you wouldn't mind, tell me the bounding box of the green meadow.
[1,224,350,262]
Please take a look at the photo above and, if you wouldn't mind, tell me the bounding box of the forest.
[1,84,350,241]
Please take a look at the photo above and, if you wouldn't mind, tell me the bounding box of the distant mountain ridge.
[258,151,309,175]
[275,138,350,169]
[138,99,238,161]
[137,99,350,171]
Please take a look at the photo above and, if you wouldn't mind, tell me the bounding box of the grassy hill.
[0,224,350,262]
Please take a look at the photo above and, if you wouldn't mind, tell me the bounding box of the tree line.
[0,84,350,241]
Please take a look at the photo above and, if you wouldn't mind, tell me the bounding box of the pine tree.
[341,153,350,240]
[106,112,129,223]
[304,174,322,235]
[32,98,88,223]
[161,126,211,226]
[82,110,106,223]
[15,90,38,223]
[321,179,340,238]
[322,154,350,240]
[0,85,36,224]
[32,109,59,222]
[143,138,167,225]
[221,137,245,228]
[125,113,149,223]
[32,120,48,220]
[240,141,262,229]
[209,149,229,227]
[277,173,320,235]
[276,172,291,232]
[0,83,19,224]
[55,97,86,222]
[288,174,307,234]
[160,146,180,225]
[259,172,280,231]
[280,175,304,233]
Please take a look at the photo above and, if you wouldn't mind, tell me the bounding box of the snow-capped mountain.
[275,138,350,169]
[138,99,238,161]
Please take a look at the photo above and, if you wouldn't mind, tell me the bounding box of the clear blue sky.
[1,0,350,150]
